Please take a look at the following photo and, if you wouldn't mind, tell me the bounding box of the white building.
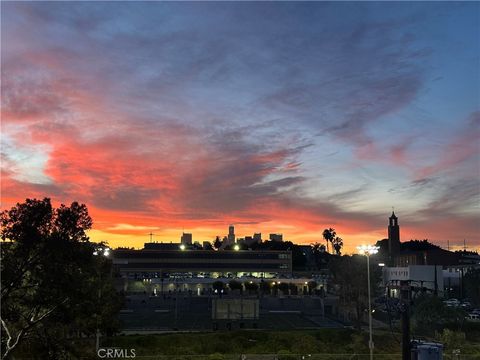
[382,265,444,298]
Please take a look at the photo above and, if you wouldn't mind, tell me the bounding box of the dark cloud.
[92,187,160,212]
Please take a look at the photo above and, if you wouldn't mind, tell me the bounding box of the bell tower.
[388,211,400,263]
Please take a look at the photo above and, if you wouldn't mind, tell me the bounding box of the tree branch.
[1,298,69,360]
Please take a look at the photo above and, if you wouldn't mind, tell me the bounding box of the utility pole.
[400,280,411,360]
[366,254,374,360]
[357,245,379,360]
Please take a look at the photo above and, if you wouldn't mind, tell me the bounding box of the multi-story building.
[181,232,192,246]
[227,225,235,244]
[269,233,283,242]
[113,245,292,279]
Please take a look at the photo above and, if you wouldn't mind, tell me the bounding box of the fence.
[72,354,480,360]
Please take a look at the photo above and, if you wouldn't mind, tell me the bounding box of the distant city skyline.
[1,2,479,252]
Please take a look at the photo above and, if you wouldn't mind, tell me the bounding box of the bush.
[244,281,258,293]
[228,280,243,291]
[278,282,290,294]
[412,294,467,336]
[277,349,297,360]
[208,353,225,360]
[436,329,466,350]
[212,281,225,291]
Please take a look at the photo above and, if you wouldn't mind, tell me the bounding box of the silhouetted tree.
[329,255,381,329]
[203,242,213,251]
[374,238,389,254]
[212,281,225,292]
[244,281,258,294]
[259,280,270,295]
[463,269,480,306]
[311,242,326,254]
[332,236,344,255]
[412,294,467,335]
[322,228,336,253]
[288,283,298,295]
[401,239,440,251]
[213,236,222,250]
[307,280,317,295]
[228,280,243,292]
[0,198,122,359]
[278,282,290,295]
[311,242,330,269]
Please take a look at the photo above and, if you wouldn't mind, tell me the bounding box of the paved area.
[119,294,343,331]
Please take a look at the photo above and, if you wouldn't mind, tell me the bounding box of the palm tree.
[332,236,344,255]
[322,228,336,253]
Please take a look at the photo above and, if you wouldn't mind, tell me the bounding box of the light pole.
[93,246,110,351]
[357,244,379,360]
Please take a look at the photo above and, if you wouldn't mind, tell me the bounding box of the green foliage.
[435,329,466,350]
[277,349,296,360]
[412,294,467,336]
[329,255,381,329]
[244,281,258,293]
[228,280,243,291]
[464,269,480,306]
[99,329,402,357]
[212,281,225,291]
[0,198,123,359]
[208,353,225,360]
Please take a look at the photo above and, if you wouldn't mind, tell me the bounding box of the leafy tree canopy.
[412,294,466,335]
[0,198,122,359]
[329,255,382,329]
[463,269,480,306]
[401,239,440,251]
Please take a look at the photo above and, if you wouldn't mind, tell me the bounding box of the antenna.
[447,240,450,251]
[464,238,466,251]
[148,232,156,242]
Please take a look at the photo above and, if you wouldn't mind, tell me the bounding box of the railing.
[72,354,480,360]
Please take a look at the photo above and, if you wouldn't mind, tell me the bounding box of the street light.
[179,244,186,251]
[93,246,110,351]
[233,244,240,251]
[357,245,379,360]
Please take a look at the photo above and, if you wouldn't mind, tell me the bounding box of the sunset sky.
[1,2,479,252]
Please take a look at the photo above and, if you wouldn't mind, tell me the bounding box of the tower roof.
[389,211,398,219]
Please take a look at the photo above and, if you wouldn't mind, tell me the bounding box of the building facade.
[113,247,293,278]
